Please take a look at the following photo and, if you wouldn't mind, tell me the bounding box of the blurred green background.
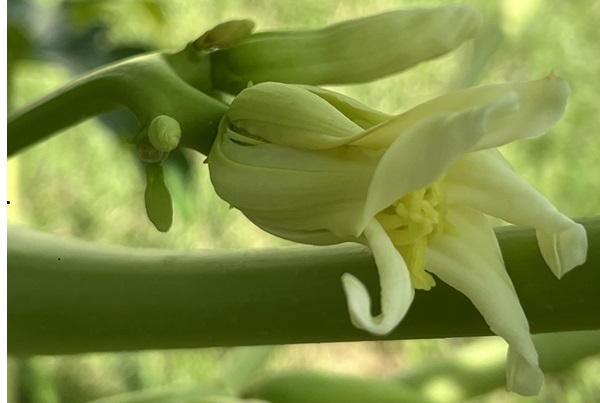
[6,0,600,402]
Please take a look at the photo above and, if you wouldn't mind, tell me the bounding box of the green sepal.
[144,163,173,232]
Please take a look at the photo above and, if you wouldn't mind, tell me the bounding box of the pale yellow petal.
[227,82,364,150]
[209,132,376,243]
[444,149,587,278]
[427,205,543,396]
[302,85,391,129]
[354,75,569,150]
[536,225,587,278]
[358,93,517,233]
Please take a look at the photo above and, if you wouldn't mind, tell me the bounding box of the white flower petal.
[353,75,569,151]
[341,219,414,335]
[444,149,587,277]
[302,85,391,129]
[209,133,377,242]
[228,82,365,150]
[473,75,569,150]
[536,225,588,279]
[427,205,543,396]
[506,345,545,396]
[359,93,517,232]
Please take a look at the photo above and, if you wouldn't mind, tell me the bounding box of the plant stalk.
[7,218,599,356]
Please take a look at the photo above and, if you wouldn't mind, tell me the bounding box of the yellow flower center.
[375,178,450,290]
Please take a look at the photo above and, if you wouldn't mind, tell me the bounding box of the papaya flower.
[208,77,587,395]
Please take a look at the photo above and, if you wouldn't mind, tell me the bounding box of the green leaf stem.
[7,50,227,157]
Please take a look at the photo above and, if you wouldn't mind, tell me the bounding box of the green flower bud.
[212,6,482,94]
[148,115,182,153]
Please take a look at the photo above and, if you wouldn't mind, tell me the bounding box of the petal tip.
[537,222,588,279]
[506,346,544,396]
[340,271,412,336]
[341,273,388,334]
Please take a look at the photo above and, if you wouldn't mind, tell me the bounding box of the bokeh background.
[6,0,600,402]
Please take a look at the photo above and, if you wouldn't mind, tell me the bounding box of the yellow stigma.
[375,177,450,290]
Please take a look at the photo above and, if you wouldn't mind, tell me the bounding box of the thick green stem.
[7,218,599,356]
[7,50,227,156]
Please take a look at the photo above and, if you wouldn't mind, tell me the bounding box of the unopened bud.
[212,6,482,94]
[148,115,182,153]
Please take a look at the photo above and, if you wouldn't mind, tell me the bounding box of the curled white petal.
[341,219,414,335]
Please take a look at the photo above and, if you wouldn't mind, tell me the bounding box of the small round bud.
[148,115,182,153]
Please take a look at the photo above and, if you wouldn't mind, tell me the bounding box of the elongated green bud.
[211,6,482,94]
[144,164,173,232]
